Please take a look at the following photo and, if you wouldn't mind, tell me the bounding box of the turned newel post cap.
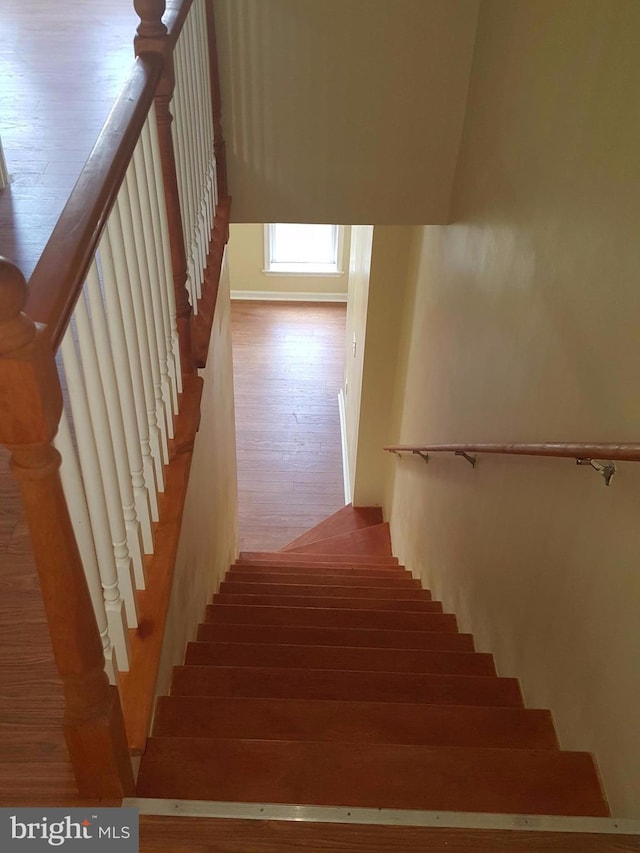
[134,0,168,39]
[0,256,36,355]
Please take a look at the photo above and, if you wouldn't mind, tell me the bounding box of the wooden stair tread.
[280,503,384,552]
[231,563,407,576]
[205,603,458,632]
[136,737,608,816]
[197,622,476,651]
[138,814,636,853]
[184,641,496,675]
[170,665,523,706]
[227,571,420,586]
[220,580,430,597]
[212,593,442,612]
[282,522,393,557]
[239,551,398,566]
[152,695,558,748]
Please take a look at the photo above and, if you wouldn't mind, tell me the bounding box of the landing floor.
[231,301,347,551]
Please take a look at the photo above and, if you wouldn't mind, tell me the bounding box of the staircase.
[136,505,612,846]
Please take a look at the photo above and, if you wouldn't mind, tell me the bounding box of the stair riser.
[196,623,475,651]
[184,642,496,675]
[220,581,430,598]
[206,604,458,632]
[137,738,608,816]
[153,696,559,749]
[170,666,523,707]
[212,594,443,612]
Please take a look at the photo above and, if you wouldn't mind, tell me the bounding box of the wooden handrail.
[26,55,163,347]
[384,443,640,462]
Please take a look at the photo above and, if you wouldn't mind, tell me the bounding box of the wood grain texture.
[138,815,640,853]
[0,0,137,279]
[231,302,346,551]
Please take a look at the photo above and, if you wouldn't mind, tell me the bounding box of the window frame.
[263,223,345,277]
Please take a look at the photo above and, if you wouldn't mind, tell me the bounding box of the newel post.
[134,0,196,377]
[0,259,135,798]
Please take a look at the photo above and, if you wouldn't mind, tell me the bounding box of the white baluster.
[105,198,164,506]
[140,116,179,414]
[59,329,133,668]
[69,296,139,628]
[185,9,208,283]
[55,409,119,683]
[84,260,146,590]
[148,101,183,395]
[98,225,158,532]
[124,160,172,452]
[130,145,175,440]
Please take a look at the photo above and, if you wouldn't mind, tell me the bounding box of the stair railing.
[385,443,640,486]
[0,0,228,798]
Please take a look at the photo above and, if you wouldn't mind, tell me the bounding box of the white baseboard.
[231,290,347,303]
[338,389,352,504]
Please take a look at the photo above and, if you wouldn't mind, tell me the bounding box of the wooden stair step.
[138,814,632,853]
[280,504,384,552]
[170,665,522,706]
[212,593,442,612]
[136,737,608,816]
[197,622,475,651]
[220,580,430,598]
[184,641,496,675]
[239,551,398,566]
[283,522,393,557]
[152,695,558,748]
[227,571,421,587]
[205,603,458,632]
[232,563,407,577]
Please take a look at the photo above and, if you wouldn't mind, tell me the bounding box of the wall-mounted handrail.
[385,443,640,487]
[26,56,163,347]
[384,443,640,461]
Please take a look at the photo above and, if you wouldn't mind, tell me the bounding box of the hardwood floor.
[0,0,137,278]
[231,301,347,551]
[0,0,137,806]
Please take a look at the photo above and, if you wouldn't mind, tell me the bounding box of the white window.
[264,223,344,275]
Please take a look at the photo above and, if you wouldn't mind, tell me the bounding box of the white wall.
[228,223,350,300]
[343,226,373,498]
[214,0,479,224]
[156,251,238,696]
[385,0,640,817]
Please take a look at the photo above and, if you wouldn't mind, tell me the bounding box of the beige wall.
[343,226,373,497]
[227,223,350,299]
[156,251,238,697]
[352,227,416,507]
[386,0,640,817]
[215,0,478,224]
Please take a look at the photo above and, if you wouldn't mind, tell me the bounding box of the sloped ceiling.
[214,0,479,225]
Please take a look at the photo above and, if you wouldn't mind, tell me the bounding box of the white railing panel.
[55,410,119,683]
[84,262,146,590]
[98,226,157,541]
[68,294,139,628]
[59,328,133,669]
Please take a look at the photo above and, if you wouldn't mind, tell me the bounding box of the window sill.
[262,269,344,278]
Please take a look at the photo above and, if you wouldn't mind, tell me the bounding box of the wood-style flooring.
[231,301,347,551]
[0,0,137,806]
[0,0,137,278]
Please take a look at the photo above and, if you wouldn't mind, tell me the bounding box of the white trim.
[125,799,639,835]
[231,290,347,303]
[261,269,345,278]
[338,388,351,503]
